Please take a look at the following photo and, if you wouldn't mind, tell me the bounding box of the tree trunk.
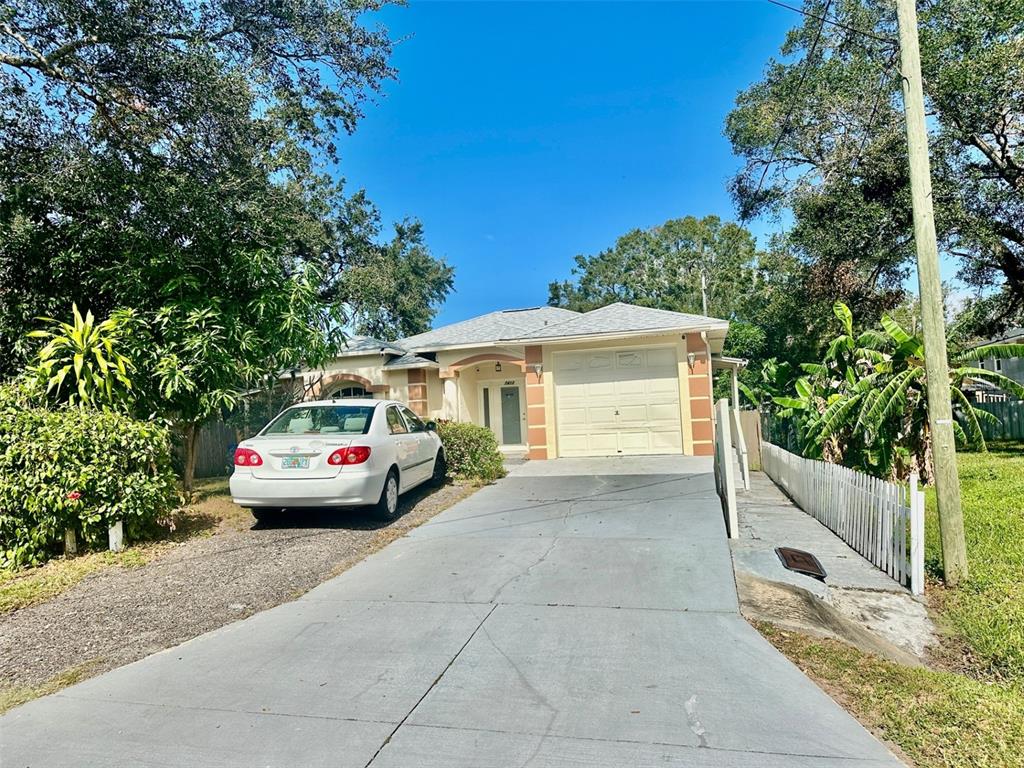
[182,421,200,495]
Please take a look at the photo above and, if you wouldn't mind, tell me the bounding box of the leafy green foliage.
[27,304,133,408]
[727,0,1024,335]
[549,216,822,395]
[925,446,1024,679]
[0,385,178,569]
[771,302,1024,481]
[435,421,507,483]
[549,215,760,319]
[1,1,454,494]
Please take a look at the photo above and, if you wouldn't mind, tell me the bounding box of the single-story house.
[971,327,1023,402]
[291,302,734,460]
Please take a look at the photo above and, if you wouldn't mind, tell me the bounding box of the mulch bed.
[0,482,475,693]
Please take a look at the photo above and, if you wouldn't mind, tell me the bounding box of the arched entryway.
[313,372,388,400]
[444,354,527,447]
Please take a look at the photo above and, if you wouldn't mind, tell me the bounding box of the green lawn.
[755,442,1024,768]
[925,443,1024,679]
[760,624,1024,768]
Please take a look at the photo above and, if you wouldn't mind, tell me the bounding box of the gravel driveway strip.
[0,482,476,695]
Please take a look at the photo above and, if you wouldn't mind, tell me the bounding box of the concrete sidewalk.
[732,470,935,658]
[1,457,903,767]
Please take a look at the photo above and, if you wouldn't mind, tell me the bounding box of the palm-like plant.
[28,305,135,408]
[775,302,1024,482]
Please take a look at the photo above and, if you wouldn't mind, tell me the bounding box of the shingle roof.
[983,327,1024,345]
[513,302,728,340]
[396,306,580,350]
[338,335,406,356]
[383,353,438,369]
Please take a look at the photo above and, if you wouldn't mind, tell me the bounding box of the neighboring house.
[293,302,732,460]
[971,327,1024,402]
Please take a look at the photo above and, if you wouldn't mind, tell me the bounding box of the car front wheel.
[430,450,447,487]
[371,469,400,522]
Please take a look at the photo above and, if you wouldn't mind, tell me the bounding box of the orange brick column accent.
[525,345,548,459]
[685,333,714,456]
[407,369,428,417]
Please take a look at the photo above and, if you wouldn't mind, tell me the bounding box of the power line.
[749,0,835,207]
[851,49,901,172]
[764,0,897,45]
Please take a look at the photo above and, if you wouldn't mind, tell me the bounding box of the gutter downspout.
[701,331,714,438]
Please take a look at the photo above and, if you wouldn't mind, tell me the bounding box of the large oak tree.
[1,0,453,487]
[726,0,1023,336]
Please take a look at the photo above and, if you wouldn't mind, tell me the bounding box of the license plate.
[281,456,310,469]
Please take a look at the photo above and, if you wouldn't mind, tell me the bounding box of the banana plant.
[775,302,1024,482]
[27,305,135,409]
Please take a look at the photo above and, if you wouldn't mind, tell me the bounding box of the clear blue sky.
[335,1,798,326]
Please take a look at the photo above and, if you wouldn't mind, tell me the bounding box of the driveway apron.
[0,456,903,767]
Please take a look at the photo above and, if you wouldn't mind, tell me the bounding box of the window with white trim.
[330,384,370,399]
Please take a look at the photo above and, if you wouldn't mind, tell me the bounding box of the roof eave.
[384,361,440,370]
[505,322,730,346]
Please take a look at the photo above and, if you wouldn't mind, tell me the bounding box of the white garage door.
[554,346,683,457]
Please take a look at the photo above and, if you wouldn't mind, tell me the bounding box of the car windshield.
[262,405,375,436]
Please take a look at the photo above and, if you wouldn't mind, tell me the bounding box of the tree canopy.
[549,215,821,365]
[1,0,453,378]
[1,0,455,489]
[726,0,1024,336]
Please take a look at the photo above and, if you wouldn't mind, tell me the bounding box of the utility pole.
[895,0,968,585]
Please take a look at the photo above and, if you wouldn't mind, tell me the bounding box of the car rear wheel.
[251,508,283,524]
[371,469,400,522]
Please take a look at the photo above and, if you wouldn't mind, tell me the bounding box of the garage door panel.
[618,379,646,396]
[589,406,619,427]
[615,351,644,369]
[650,430,684,452]
[554,346,683,458]
[617,431,651,452]
[587,380,616,397]
[648,403,681,422]
[649,377,680,395]
[647,348,676,367]
[616,404,648,423]
[558,407,588,427]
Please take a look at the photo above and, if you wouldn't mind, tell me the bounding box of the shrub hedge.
[436,420,507,483]
[0,385,178,568]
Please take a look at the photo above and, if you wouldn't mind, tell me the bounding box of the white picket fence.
[713,399,739,539]
[761,442,925,595]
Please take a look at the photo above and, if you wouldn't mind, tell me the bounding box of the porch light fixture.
[530,363,543,378]
[686,352,697,371]
[494,362,502,373]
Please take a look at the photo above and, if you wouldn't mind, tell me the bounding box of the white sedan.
[230,399,445,522]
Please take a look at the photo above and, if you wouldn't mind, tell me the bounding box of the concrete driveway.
[1,457,902,767]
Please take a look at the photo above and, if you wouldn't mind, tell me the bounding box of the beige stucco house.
[295,302,733,460]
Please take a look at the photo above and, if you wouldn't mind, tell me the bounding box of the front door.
[500,386,522,444]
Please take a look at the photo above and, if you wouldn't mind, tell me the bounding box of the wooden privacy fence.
[972,399,1024,441]
[761,442,925,595]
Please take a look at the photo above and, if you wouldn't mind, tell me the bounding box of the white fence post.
[108,520,125,553]
[730,407,751,491]
[759,440,924,593]
[909,473,925,595]
[713,398,739,539]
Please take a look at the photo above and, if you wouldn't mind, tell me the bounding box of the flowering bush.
[435,420,507,483]
[0,384,178,568]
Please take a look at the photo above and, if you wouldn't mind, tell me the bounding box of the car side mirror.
[425,420,438,432]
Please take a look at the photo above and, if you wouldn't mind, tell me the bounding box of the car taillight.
[327,446,372,466]
[234,447,263,466]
